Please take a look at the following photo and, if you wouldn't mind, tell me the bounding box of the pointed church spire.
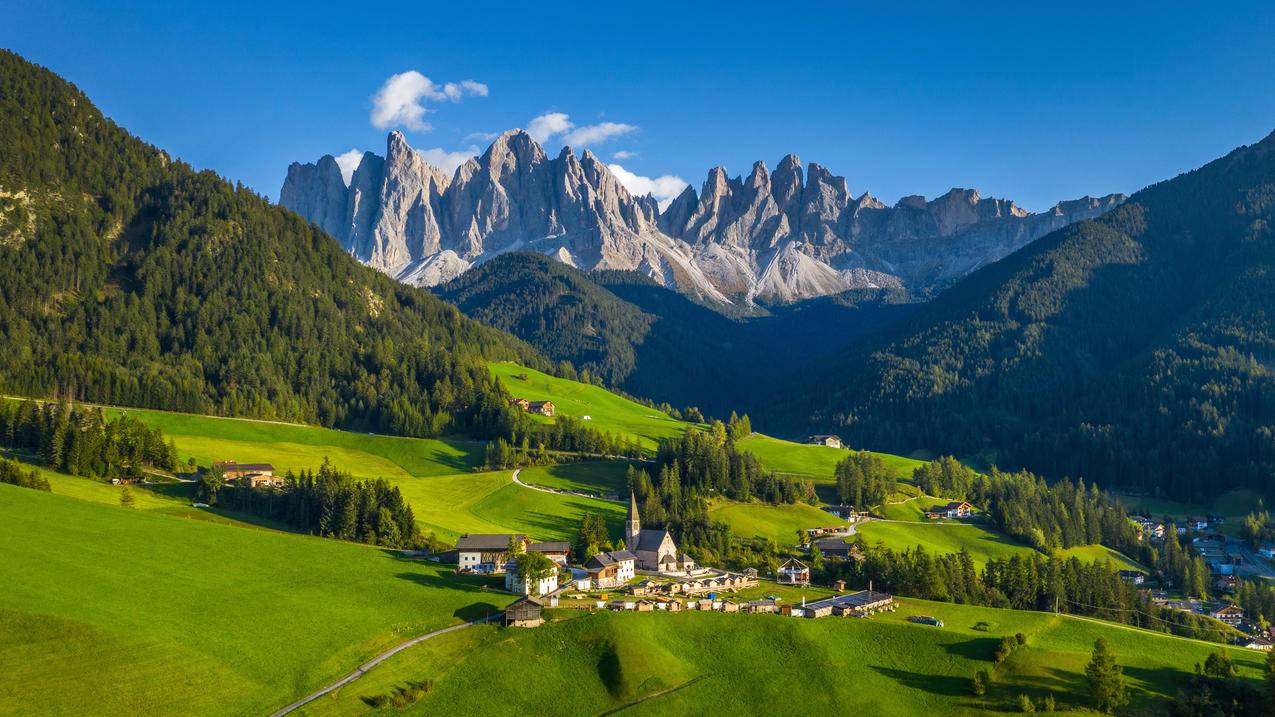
[625,491,641,550]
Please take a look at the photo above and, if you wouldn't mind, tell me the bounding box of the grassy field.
[516,461,634,496]
[0,483,515,717]
[856,520,1037,568]
[707,499,842,545]
[92,403,485,481]
[490,362,691,451]
[1055,545,1146,571]
[736,433,925,482]
[394,469,625,543]
[293,596,1267,716]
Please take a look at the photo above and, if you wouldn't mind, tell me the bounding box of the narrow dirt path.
[268,615,500,716]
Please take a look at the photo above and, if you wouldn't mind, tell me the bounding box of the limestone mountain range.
[280,130,1125,304]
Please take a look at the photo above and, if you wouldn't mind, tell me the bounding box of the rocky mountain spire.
[281,132,1127,304]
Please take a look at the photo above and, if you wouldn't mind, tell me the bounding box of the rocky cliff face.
[281,132,1124,304]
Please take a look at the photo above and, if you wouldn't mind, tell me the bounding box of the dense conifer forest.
[779,132,1275,503]
[0,51,543,439]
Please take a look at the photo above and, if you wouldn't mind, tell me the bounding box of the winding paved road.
[268,615,500,717]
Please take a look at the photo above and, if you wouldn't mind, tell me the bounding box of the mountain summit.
[282,132,1124,303]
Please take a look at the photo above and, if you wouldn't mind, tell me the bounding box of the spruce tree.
[1084,638,1127,714]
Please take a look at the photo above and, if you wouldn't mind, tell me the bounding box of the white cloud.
[370,70,487,131]
[333,149,364,186]
[526,112,574,143]
[607,164,689,211]
[612,150,637,160]
[563,122,638,147]
[464,130,501,143]
[417,146,481,174]
[525,112,638,148]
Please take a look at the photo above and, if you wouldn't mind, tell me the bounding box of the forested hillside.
[437,252,916,415]
[0,50,544,437]
[778,131,1275,502]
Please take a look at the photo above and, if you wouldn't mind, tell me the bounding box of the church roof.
[634,529,672,552]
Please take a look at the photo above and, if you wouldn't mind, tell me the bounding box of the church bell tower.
[625,491,641,550]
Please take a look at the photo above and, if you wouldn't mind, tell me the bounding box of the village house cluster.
[446,491,897,630]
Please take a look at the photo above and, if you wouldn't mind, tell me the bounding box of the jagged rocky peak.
[281,135,1127,305]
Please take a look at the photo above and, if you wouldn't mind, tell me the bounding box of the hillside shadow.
[452,601,504,622]
[942,637,999,661]
[870,666,970,697]
[394,571,500,594]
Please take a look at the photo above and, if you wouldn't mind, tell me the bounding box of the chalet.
[509,397,530,410]
[1215,575,1239,594]
[1210,604,1244,626]
[806,435,843,449]
[821,505,859,521]
[625,493,695,574]
[504,558,560,596]
[455,533,525,573]
[939,501,973,519]
[777,558,811,585]
[1118,570,1147,586]
[455,534,570,573]
[503,598,544,628]
[814,538,861,561]
[212,461,275,480]
[527,401,555,417]
[242,473,284,488]
[1131,516,1166,541]
[585,549,637,588]
[528,541,571,566]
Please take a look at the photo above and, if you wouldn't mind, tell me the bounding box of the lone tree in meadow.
[119,485,135,508]
[1085,638,1128,714]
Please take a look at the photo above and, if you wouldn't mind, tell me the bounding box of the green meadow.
[0,483,514,717]
[490,361,691,451]
[736,433,925,482]
[97,403,484,480]
[393,469,625,543]
[856,520,1038,568]
[292,597,1267,717]
[516,460,634,496]
[707,499,842,545]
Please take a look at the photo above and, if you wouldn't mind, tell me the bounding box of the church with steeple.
[625,492,696,574]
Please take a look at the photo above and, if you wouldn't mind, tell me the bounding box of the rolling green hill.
[293,598,1266,716]
[0,483,514,716]
[491,362,690,452]
[737,433,925,481]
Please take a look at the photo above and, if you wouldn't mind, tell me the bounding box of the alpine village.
[4,7,1275,717]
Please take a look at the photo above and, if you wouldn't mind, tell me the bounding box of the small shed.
[504,598,544,628]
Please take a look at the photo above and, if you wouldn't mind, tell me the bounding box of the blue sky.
[5,1,1273,211]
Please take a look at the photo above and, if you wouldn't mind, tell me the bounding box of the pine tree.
[1084,638,1128,714]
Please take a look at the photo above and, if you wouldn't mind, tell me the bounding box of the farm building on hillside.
[802,590,896,619]
[928,501,973,519]
[212,461,280,488]
[455,534,569,573]
[1118,570,1147,585]
[777,558,811,585]
[821,505,861,521]
[509,398,530,410]
[504,598,543,628]
[814,538,862,561]
[805,435,843,448]
[528,401,555,417]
